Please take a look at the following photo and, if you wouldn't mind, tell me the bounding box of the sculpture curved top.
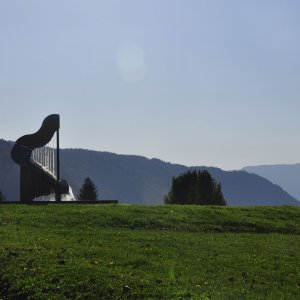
[16,114,60,149]
[11,114,69,202]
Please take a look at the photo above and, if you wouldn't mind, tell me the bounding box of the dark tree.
[78,177,99,201]
[164,170,226,205]
[0,190,5,202]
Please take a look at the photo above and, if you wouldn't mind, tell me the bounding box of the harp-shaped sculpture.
[11,114,69,202]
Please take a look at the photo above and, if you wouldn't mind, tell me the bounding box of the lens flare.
[116,43,146,83]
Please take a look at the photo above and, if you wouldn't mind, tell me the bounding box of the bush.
[165,170,226,205]
[0,190,5,202]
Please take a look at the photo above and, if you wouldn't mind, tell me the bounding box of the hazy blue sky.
[1,1,300,170]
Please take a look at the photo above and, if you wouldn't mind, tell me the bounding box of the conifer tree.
[78,177,99,201]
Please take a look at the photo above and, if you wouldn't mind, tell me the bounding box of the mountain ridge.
[243,164,300,201]
[0,139,299,205]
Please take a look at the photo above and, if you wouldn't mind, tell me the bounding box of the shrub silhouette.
[0,190,5,202]
[165,170,226,205]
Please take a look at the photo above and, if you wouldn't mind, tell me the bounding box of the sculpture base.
[1,200,118,205]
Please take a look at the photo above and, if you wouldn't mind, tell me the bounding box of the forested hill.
[0,139,299,205]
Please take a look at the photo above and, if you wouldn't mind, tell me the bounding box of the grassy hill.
[0,204,299,299]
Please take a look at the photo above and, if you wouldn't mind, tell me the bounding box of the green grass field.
[0,204,299,299]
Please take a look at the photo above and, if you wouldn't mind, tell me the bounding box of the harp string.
[32,134,57,179]
[31,134,57,201]
[31,132,75,201]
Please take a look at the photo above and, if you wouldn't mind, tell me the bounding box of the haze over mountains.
[0,139,299,206]
[243,164,300,202]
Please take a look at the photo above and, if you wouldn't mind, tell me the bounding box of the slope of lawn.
[0,204,299,299]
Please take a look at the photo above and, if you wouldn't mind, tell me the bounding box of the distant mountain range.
[0,139,299,206]
[243,164,300,202]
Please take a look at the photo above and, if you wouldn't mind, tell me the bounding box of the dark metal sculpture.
[11,114,69,202]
